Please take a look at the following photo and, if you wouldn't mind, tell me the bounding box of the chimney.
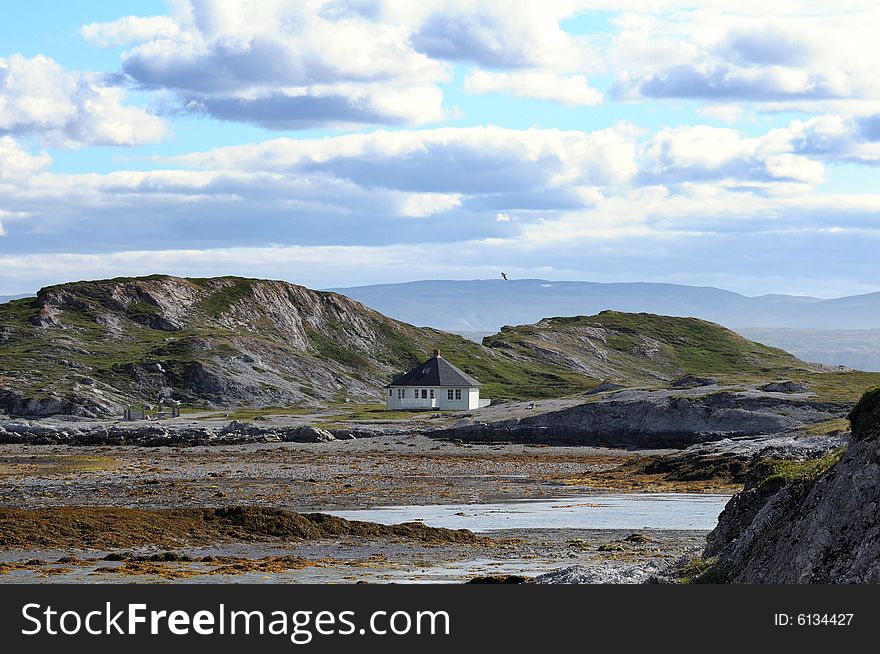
[433,349,441,358]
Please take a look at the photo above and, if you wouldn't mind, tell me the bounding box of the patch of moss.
[306,328,370,369]
[761,448,847,487]
[125,301,160,320]
[800,417,850,436]
[847,384,880,440]
[676,556,731,584]
[199,281,254,316]
[195,406,313,421]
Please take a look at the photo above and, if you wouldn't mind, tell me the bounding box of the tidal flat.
[0,434,727,583]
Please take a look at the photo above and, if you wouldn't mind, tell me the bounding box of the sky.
[1,1,880,297]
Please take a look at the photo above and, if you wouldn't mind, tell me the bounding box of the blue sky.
[1,1,879,298]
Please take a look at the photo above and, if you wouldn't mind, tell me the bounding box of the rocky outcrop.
[0,275,497,417]
[531,561,670,584]
[0,420,339,446]
[700,385,880,583]
[430,388,846,448]
[643,431,849,484]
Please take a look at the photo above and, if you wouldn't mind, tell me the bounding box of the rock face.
[0,275,501,417]
[703,386,880,582]
[430,388,845,448]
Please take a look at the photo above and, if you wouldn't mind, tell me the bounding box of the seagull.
[501,272,508,280]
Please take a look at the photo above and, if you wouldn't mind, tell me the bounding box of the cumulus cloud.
[0,136,52,181]
[409,1,593,70]
[185,83,445,129]
[96,0,449,128]
[0,54,167,147]
[81,15,182,47]
[611,10,880,105]
[166,125,639,191]
[755,113,880,165]
[81,1,611,126]
[640,124,825,185]
[464,70,602,105]
[0,118,855,265]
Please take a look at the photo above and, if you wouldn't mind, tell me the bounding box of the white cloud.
[696,104,744,123]
[0,136,52,181]
[166,125,640,191]
[611,9,880,105]
[409,1,595,70]
[640,124,825,184]
[81,15,181,47]
[95,0,450,128]
[464,70,602,105]
[0,54,167,147]
[396,191,463,217]
[775,113,880,164]
[81,1,614,125]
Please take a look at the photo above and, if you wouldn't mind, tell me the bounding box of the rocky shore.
[429,387,848,448]
[0,419,399,446]
[682,385,880,583]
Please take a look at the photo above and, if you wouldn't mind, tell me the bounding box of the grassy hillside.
[1,280,876,417]
[482,310,880,400]
[0,275,597,416]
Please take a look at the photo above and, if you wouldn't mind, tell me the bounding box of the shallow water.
[329,493,731,532]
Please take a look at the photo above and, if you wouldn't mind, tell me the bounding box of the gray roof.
[386,354,481,388]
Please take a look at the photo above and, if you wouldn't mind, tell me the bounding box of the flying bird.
[501,272,508,280]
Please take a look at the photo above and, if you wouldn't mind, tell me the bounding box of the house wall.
[386,386,480,411]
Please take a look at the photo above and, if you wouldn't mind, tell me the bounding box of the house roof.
[386,353,481,388]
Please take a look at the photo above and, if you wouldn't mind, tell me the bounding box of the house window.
[389,390,392,397]
[455,389,462,400]
[447,389,454,400]
[397,388,404,399]
[430,389,435,399]
[421,389,428,399]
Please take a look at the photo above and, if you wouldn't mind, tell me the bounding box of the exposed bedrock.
[0,420,344,446]
[701,385,880,583]
[429,389,846,448]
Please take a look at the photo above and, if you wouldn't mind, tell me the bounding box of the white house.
[385,349,489,411]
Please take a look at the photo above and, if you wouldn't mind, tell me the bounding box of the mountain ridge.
[330,278,880,331]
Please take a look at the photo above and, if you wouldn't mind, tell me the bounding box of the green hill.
[483,311,815,384]
[0,277,875,417]
[0,275,594,416]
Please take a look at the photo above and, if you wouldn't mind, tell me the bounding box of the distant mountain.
[737,328,880,372]
[0,294,30,304]
[330,279,880,331]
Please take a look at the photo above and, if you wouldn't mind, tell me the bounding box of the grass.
[306,327,371,369]
[761,448,847,486]
[194,407,314,421]
[675,556,730,584]
[327,402,456,422]
[800,417,850,436]
[480,310,880,403]
[198,280,254,316]
[486,311,811,385]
